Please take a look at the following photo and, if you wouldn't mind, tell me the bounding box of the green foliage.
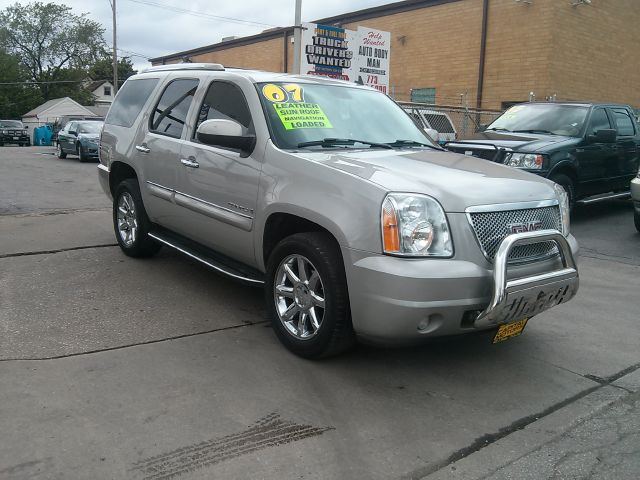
[0,1,106,103]
[0,50,41,118]
[89,56,137,86]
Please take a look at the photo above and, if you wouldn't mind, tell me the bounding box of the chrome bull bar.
[475,229,579,328]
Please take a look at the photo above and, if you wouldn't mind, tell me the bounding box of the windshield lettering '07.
[258,82,435,149]
[488,104,589,136]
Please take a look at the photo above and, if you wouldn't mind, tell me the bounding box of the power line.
[0,79,111,85]
[123,0,276,28]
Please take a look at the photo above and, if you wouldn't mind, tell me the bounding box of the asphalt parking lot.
[1,146,639,480]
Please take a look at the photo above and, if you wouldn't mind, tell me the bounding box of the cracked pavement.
[1,147,639,479]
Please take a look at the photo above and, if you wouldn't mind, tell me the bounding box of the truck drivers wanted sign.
[300,23,391,94]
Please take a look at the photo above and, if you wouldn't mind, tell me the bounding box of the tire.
[77,144,86,162]
[265,232,355,358]
[550,173,576,211]
[635,210,640,233]
[56,143,67,159]
[113,179,161,258]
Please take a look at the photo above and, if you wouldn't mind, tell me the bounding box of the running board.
[148,228,265,285]
[577,191,631,205]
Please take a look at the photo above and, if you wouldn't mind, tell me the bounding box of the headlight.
[505,153,544,170]
[553,183,570,236]
[381,193,453,257]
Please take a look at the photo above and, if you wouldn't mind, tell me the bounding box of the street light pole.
[292,0,302,74]
[112,0,118,94]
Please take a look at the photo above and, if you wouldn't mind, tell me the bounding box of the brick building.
[150,0,640,111]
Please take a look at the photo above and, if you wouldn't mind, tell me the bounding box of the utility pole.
[292,0,302,74]
[111,0,118,94]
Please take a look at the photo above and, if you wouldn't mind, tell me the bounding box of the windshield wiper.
[385,139,442,150]
[512,129,556,135]
[485,127,511,132]
[297,138,392,149]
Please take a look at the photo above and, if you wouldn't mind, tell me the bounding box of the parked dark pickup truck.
[446,102,640,206]
[0,120,30,146]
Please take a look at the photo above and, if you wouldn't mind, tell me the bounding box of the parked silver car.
[98,64,579,358]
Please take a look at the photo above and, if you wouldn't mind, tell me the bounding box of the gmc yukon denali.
[98,64,579,358]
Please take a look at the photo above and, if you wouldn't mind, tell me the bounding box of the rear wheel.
[265,232,355,358]
[113,179,161,257]
[56,143,66,159]
[550,173,576,210]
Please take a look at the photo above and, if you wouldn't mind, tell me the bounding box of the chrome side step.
[577,191,631,205]
[148,228,264,286]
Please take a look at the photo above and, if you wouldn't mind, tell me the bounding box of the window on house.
[104,86,111,96]
[410,88,436,105]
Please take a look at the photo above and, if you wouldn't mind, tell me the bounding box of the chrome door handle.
[135,145,150,153]
[180,158,199,168]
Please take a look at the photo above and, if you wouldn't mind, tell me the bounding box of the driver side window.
[588,109,611,136]
[194,81,253,138]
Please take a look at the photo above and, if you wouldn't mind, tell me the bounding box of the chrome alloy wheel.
[56,143,62,156]
[274,254,326,339]
[116,192,138,247]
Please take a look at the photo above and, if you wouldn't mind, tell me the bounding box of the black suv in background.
[0,120,30,146]
[446,103,640,207]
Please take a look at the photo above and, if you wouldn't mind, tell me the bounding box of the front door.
[576,108,616,196]
[609,107,639,191]
[176,80,262,266]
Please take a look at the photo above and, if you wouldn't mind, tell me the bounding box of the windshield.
[487,104,589,136]
[0,120,23,129]
[78,122,103,134]
[257,82,436,149]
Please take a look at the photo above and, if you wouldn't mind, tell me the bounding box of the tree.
[0,50,41,118]
[0,2,106,102]
[88,55,137,86]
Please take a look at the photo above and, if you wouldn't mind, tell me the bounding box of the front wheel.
[550,173,576,211]
[113,179,161,257]
[265,232,355,358]
[635,210,640,233]
[77,144,87,162]
[56,143,67,159]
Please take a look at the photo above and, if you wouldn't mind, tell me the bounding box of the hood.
[457,131,577,153]
[292,148,557,213]
[78,133,99,140]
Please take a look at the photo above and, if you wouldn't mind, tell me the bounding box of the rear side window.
[150,79,199,138]
[105,78,159,128]
[195,81,253,132]
[588,108,611,135]
[611,109,635,136]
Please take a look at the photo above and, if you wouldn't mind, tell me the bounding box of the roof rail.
[140,63,225,73]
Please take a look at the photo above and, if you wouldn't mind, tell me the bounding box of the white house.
[22,97,99,141]
[88,80,115,106]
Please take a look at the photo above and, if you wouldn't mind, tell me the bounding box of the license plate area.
[500,280,575,324]
[493,318,528,343]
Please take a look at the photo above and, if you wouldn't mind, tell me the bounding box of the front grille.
[468,206,562,263]
[447,145,505,162]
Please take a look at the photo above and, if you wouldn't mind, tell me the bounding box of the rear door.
[608,107,639,191]
[137,77,200,231]
[175,79,262,265]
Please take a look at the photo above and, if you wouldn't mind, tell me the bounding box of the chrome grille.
[468,206,562,263]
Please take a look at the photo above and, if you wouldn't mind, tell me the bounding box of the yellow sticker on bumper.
[273,103,333,130]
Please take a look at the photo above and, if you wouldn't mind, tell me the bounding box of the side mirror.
[69,130,77,136]
[588,129,616,144]
[478,123,489,132]
[196,119,255,152]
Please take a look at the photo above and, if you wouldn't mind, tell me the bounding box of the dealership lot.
[1,146,638,479]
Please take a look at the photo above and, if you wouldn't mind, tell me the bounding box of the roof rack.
[140,63,225,73]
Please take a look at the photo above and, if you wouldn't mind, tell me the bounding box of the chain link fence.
[397,101,503,143]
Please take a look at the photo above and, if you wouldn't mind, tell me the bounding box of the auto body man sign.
[300,23,391,94]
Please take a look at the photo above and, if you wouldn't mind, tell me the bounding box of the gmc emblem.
[507,221,543,234]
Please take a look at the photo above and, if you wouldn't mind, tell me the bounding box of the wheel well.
[550,166,577,184]
[109,162,138,195]
[262,213,335,265]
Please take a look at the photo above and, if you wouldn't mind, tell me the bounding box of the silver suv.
[98,63,579,358]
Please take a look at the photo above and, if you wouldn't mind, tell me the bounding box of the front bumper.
[342,230,579,345]
[631,177,640,213]
[0,134,29,144]
[80,141,100,157]
[98,163,112,200]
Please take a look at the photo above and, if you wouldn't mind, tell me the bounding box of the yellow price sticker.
[273,103,333,130]
[262,83,304,103]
